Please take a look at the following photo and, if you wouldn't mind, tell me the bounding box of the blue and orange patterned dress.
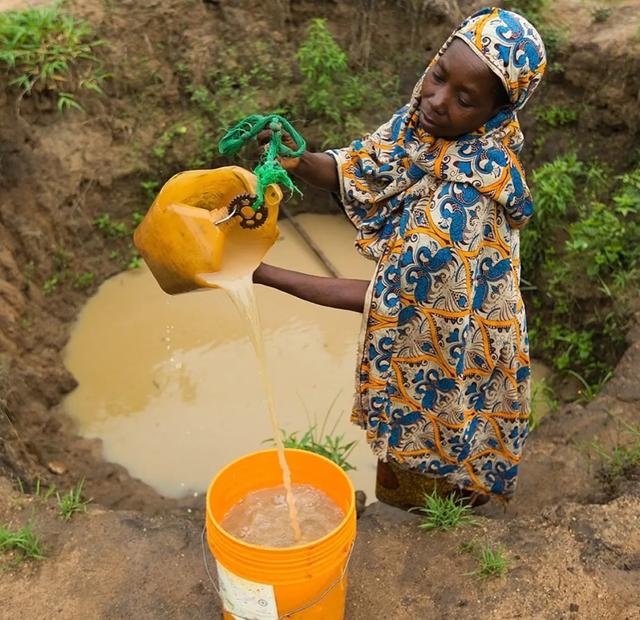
[329,8,547,498]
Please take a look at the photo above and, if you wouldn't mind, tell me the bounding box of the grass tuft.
[56,479,92,521]
[276,427,357,472]
[591,420,640,479]
[0,523,44,562]
[464,542,509,578]
[413,490,478,532]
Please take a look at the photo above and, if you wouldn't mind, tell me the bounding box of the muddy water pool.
[63,213,550,502]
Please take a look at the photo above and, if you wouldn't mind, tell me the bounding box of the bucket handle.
[201,527,354,619]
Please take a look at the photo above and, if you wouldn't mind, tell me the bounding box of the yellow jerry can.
[133,166,282,294]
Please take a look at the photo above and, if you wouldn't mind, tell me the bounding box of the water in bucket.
[221,483,344,548]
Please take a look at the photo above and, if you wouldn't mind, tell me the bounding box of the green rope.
[218,114,306,210]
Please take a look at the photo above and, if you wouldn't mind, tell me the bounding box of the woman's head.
[416,7,547,139]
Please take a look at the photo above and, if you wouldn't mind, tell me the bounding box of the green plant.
[296,18,400,144]
[34,479,56,500]
[591,7,611,23]
[0,1,107,110]
[43,274,60,295]
[153,124,188,159]
[73,271,95,290]
[23,260,35,286]
[465,542,509,578]
[127,251,142,270]
[13,476,25,494]
[0,523,44,562]
[56,479,92,521]
[95,213,129,239]
[297,19,350,123]
[131,210,145,226]
[412,490,478,532]
[140,180,160,202]
[278,427,357,472]
[534,104,578,128]
[590,420,640,478]
[523,156,637,387]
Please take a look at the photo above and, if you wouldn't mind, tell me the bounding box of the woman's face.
[419,38,508,139]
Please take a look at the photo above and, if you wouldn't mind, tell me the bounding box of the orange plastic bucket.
[205,449,356,619]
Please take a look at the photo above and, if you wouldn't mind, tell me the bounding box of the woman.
[255,7,546,507]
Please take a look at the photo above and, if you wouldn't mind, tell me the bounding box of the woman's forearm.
[253,264,369,313]
[292,152,340,194]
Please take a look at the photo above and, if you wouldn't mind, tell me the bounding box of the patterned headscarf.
[331,7,547,260]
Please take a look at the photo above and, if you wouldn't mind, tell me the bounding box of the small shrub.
[413,490,478,532]
[57,479,92,521]
[296,18,400,144]
[297,18,349,123]
[0,523,44,562]
[0,1,107,110]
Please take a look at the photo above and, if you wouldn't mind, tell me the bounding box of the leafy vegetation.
[296,18,399,146]
[73,271,95,290]
[0,523,44,562]
[57,479,92,521]
[535,104,578,128]
[95,213,128,239]
[413,490,478,532]
[522,155,640,392]
[0,0,107,110]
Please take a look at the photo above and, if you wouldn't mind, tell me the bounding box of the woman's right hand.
[257,130,304,172]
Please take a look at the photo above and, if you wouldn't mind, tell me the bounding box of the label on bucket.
[216,561,278,620]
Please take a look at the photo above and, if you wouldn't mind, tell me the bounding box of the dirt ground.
[1,0,640,618]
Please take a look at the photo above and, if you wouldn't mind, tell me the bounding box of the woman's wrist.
[253,263,270,285]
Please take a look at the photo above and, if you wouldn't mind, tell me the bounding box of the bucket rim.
[206,447,356,553]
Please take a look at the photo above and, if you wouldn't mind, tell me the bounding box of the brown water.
[195,206,303,540]
[204,273,302,542]
[221,483,344,547]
